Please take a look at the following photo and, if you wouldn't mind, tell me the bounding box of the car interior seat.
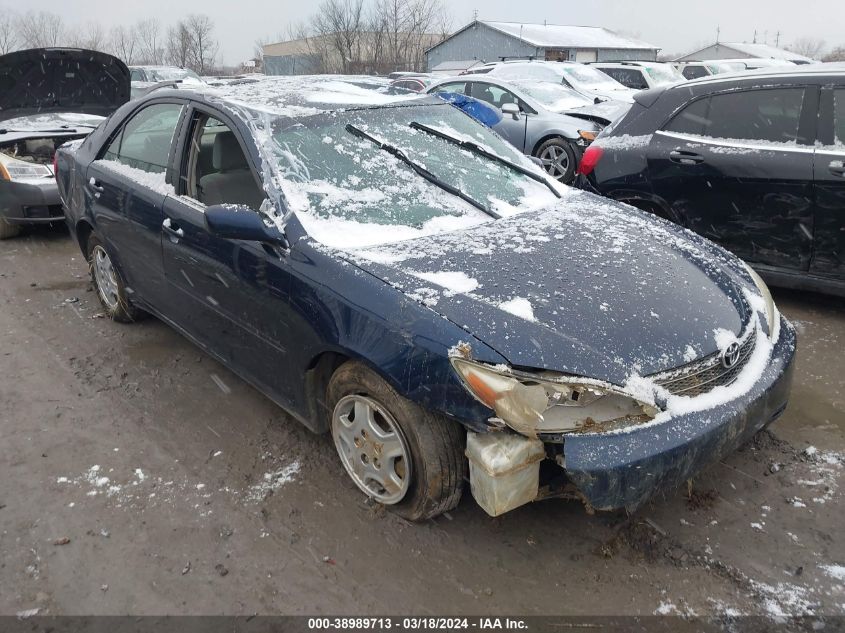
[198,130,266,211]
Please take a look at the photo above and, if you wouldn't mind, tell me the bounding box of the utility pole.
[775,30,781,47]
[753,29,757,44]
[716,26,720,43]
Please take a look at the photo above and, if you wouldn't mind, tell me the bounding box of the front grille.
[650,330,756,397]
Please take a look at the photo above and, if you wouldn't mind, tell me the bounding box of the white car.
[479,61,637,103]
[590,61,685,90]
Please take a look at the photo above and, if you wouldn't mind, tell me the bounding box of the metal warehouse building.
[675,42,815,64]
[426,20,660,70]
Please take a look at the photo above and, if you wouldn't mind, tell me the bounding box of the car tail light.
[577,145,604,176]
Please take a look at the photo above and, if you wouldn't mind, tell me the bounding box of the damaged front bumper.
[563,316,796,511]
[0,178,64,224]
[465,317,796,516]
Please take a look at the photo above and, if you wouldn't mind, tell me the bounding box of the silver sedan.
[425,77,607,183]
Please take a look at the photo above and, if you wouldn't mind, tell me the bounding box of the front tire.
[86,234,143,323]
[327,361,466,521]
[535,138,577,184]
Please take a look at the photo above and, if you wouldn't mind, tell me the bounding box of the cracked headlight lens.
[450,358,660,437]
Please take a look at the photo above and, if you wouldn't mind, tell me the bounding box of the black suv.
[577,64,845,297]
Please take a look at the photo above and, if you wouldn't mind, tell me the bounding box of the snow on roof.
[479,21,659,50]
[719,42,814,62]
[205,75,424,117]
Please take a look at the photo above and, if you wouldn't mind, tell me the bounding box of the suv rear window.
[664,88,806,144]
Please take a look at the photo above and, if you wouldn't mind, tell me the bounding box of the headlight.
[450,357,660,437]
[0,157,53,180]
[578,130,597,142]
[742,262,777,339]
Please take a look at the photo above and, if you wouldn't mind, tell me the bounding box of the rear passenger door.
[86,101,185,307]
[811,86,845,279]
[648,86,816,271]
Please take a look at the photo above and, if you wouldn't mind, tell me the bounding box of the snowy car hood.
[0,48,130,123]
[343,191,752,385]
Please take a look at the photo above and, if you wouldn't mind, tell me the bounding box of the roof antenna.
[753,29,757,43]
[472,8,478,21]
[716,26,720,43]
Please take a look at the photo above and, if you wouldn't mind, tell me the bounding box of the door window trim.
[655,130,817,154]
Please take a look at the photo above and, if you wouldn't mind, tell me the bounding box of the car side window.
[430,81,467,95]
[834,90,845,146]
[104,103,184,174]
[665,88,806,144]
[682,66,707,80]
[183,114,267,212]
[471,83,520,110]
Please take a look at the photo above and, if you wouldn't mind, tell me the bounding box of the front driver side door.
[160,107,297,408]
[469,82,530,151]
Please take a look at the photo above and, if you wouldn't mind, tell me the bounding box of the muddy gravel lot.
[1,226,843,618]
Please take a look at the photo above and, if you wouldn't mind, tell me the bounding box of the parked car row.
[5,47,837,525]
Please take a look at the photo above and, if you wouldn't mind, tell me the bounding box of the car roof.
[141,75,434,117]
[670,62,845,89]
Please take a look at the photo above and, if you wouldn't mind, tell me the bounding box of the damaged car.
[56,76,796,521]
[0,48,130,239]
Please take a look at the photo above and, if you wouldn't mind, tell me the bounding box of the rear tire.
[0,218,21,240]
[327,361,466,521]
[86,234,143,323]
[535,138,577,184]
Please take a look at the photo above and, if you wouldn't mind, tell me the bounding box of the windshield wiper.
[345,124,501,220]
[409,121,561,199]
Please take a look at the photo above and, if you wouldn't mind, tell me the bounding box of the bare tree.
[311,0,366,73]
[184,14,218,74]
[823,46,845,62]
[137,18,163,65]
[17,11,65,48]
[110,25,138,64]
[788,37,826,59]
[0,11,18,55]
[68,21,108,51]
[166,20,192,68]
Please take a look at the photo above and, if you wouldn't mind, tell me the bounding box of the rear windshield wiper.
[410,121,561,199]
[345,124,501,220]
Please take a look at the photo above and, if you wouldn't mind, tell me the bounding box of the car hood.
[343,191,752,386]
[564,100,631,126]
[0,48,130,123]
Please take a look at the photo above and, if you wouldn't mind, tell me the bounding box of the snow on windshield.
[511,81,591,111]
[235,99,562,249]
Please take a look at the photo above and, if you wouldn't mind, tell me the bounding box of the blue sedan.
[57,77,796,520]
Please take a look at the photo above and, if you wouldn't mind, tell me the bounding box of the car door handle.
[88,177,104,192]
[669,150,705,165]
[162,218,184,240]
[829,160,845,177]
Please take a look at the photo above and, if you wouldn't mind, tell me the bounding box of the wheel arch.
[608,190,683,225]
[530,132,578,157]
[75,219,95,256]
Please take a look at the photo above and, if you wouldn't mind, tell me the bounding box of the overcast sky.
[22,0,843,65]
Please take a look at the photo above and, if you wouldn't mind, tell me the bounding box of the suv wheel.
[327,360,466,521]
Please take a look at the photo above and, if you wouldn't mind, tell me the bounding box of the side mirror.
[501,102,520,119]
[205,205,288,248]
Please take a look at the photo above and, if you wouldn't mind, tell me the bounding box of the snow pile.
[411,271,479,296]
[245,462,301,503]
[497,297,536,322]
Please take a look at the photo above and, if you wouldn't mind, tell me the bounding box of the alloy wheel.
[332,394,412,505]
[539,145,570,180]
[91,245,120,311]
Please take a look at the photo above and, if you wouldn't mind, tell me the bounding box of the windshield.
[262,103,561,248]
[148,68,203,83]
[561,66,626,90]
[644,64,684,85]
[708,62,747,74]
[510,81,591,111]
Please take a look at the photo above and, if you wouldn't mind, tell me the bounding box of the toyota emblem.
[721,342,741,369]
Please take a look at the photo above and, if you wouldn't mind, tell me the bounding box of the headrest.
[212,130,248,171]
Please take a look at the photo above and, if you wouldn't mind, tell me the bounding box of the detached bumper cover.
[563,317,796,511]
[0,179,64,223]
